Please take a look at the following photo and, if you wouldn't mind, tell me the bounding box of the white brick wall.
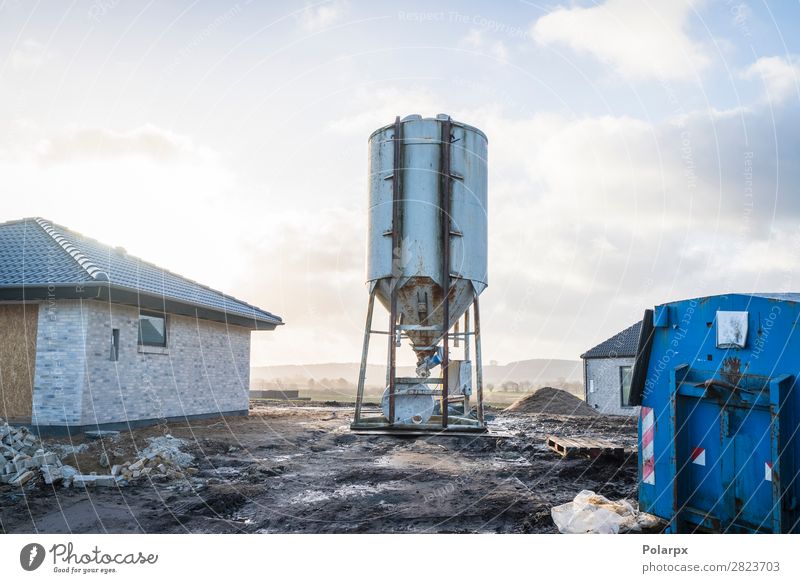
[32,299,251,427]
[32,299,88,426]
[584,357,639,417]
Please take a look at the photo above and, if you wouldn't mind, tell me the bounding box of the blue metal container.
[629,294,800,533]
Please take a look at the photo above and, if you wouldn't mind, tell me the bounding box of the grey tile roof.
[0,217,282,326]
[581,320,642,359]
[0,219,93,285]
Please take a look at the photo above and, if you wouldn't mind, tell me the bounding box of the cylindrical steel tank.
[366,114,488,358]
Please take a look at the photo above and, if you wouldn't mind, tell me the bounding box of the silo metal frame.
[351,115,487,434]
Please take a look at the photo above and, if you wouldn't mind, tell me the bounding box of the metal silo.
[351,114,488,433]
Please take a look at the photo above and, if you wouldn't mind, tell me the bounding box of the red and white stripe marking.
[765,462,773,482]
[691,447,706,466]
[641,406,655,485]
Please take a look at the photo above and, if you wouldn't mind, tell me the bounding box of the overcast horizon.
[2,1,799,367]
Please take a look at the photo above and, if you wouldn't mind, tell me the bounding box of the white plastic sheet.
[551,490,661,534]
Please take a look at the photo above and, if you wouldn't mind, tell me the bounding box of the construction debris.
[1,420,196,490]
[72,474,116,487]
[141,435,195,467]
[1,422,66,487]
[53,443,89,459]
[551,490,662,534]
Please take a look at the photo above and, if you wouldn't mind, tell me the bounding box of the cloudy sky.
[1,0,798,366]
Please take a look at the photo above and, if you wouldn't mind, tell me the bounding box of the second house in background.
[580,321,642,416]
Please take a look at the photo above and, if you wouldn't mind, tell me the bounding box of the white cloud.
[461,29,510,61]
[453,97,800,360]
[0,123,249,296]
[265,83,800,363]
[297,1,348,32]
[9,38,54,71]
[741,56,800,104]
[326,86,441,135]
[531,0,710,80]
[239,207,368,365]
[35,124,208,165]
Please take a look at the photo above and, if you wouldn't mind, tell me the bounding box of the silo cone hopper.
[351,114,488,433]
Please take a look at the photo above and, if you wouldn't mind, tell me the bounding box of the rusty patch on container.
[721,356,743,387]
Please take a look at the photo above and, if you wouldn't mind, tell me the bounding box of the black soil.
[0,404,638,534]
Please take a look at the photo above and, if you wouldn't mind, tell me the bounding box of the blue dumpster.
[629,294,800,533]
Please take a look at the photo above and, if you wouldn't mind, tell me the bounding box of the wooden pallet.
[546,434,626,459]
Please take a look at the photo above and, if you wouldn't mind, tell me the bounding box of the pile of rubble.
[1,420,196,489]
[0,423,66,487]
[108,435,196,484]
[112,450,197,484]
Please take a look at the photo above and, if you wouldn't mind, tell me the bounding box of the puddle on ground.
[289,482,398,505]
[271,453,305,462]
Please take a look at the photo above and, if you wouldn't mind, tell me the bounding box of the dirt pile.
[503,387,598,416]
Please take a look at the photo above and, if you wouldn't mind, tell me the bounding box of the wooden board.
[0,304,38,420]
[546,434,626,459]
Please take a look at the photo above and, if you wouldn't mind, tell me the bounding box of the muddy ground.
[0,403,639,534]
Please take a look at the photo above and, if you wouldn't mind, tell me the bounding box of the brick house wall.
[31,299,251,428]
[584,356,639,417]
[31,300,89,426]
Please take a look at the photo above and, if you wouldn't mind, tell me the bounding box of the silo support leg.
[463,311,471,415]
[354,289,376,424]
[473,296,485,427]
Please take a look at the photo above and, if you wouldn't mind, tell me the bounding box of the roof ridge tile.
[34,217,109,281]
[49,220,280,322]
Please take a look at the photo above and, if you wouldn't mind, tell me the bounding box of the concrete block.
[60,465,78,480]
[129,458,146,472]
[42,465,63,485]
[95,475,115,487]
[72,474,114,487]
[10,470,35,486]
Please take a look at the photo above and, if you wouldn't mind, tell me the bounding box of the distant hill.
[251,358,582,390]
